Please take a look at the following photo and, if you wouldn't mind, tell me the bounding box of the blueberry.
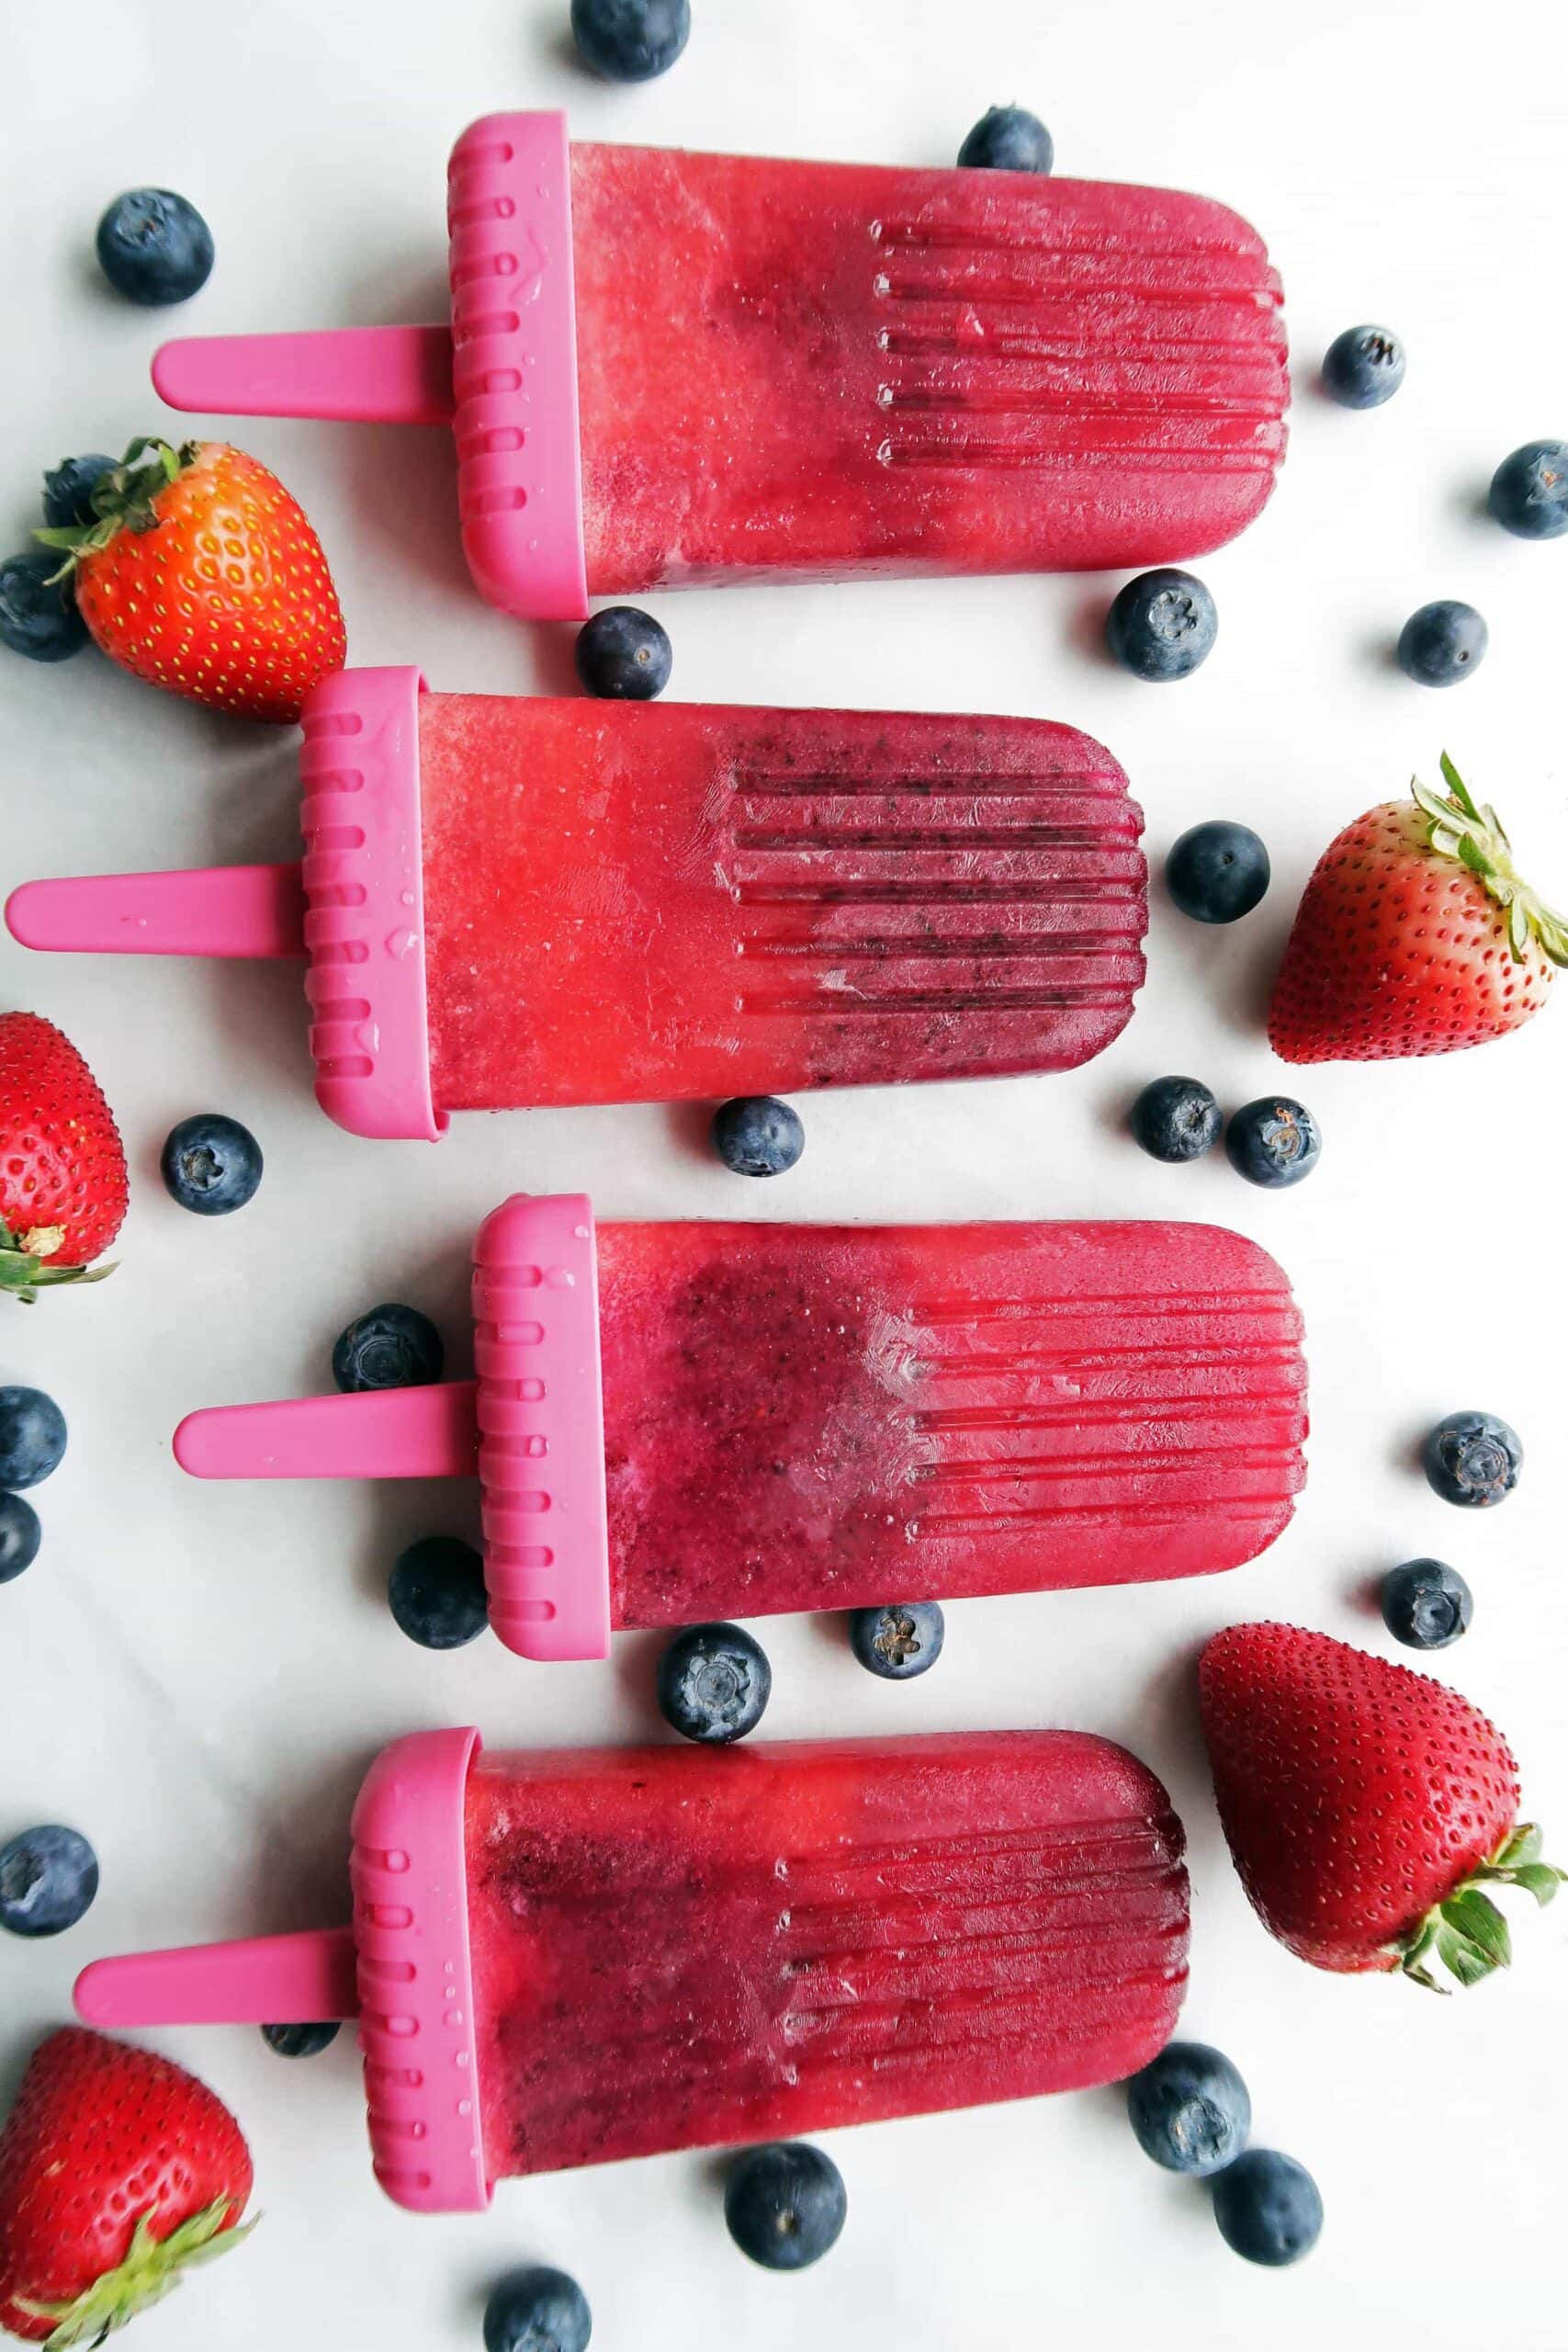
[483,2265,592,2352]
[1224,1098,1321,1189]
[1321,325,1405,410]
[1488,440,1568,540]
[95,188,214,305]
[160,1114,263,1215]
[0,1493,42,1584]
[1165,821,1270,924]
[42,454,117,529]
[725,2143,847,2271]
[262,2021,341,2058]
[956,106,1054,174]
[712,1096,805,1178]
[1396,599,1487,687]
[570,0,689,83]
[1381,1558,1472,1650]
[0,550,89,663]
[1105,569,1217,683]
[333,1304,445,1395]
[1126,2041,1251,2177]
[388,1536,490,1650]
[1422,1409,1522,1509]
[1130,1077,1222,1165]
[849,1601,944,1679]
[573,605,671,701]
[0,1825,99,1937]
[657,1622,771,1743]
[0,1387,67,1488]
[1212,2149,1323,2267]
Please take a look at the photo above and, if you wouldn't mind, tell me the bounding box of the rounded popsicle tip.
[172,1408,220,1477]
[73,1957,121,2028]
[150,337,201,412]
[6,880,61,950]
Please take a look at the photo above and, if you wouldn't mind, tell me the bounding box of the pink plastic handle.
[174,1382,479,1481]
[75,1927,360,2029]
[152,325,455,426]
[5,865,305,959]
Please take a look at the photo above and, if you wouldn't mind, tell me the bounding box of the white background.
[3,1,1565,2344]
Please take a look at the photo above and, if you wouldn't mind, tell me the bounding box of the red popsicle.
[6,669,1148,1138]
[148,113,1290,618]
[75,1725,1190,2208]
[170,1194,1309,1660]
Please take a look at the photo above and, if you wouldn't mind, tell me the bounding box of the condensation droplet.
[544,1264,574,1288]
[386,929,418,962]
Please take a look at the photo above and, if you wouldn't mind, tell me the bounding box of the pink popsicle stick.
[174,1382,479,1482]
[75,1927,360,2029]
[153,325,456,426]
[5,865,306,959]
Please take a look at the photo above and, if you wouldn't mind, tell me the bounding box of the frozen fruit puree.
[594,1216,1307,1623]
[73,1726,1189,2202]
[419,694,1148,1106]
[465,1734,1189,2173]
[569,145,1289,590]
[148,113,1289,618]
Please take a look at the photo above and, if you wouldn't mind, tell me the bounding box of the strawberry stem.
[0,1216,114,1305]
[17,2198,254,2349]
[1396,1822,1565,1993]
[1413,758,1568,970]
[33,437,203,582]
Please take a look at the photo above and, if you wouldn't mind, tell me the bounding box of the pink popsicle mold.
[173,1195,612,1662]
[151,112,587,623]
[298,665,446,1144]
[75,1726,491,2216]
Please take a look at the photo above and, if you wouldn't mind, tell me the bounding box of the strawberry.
[0,2028,254,2346]
[1200,1623,1564,1990]
[36,437,345,724]
[0,1014,128,1302]
[1269,755,1568,1062]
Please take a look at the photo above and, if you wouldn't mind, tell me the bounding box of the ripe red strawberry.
[1201,1623,1563,1989]
[0,2028,254,2345]
[0,1013,128,1301]
[1269,755,1568,1062]
[37,437,345,723]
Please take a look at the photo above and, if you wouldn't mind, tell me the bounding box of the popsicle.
[6,666,1149,1140]
[171,1192,1308,1661]
[73,1724,1190,2210]
[148,111,1290,619]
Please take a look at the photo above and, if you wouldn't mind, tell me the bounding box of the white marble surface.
[3,0,1565,2342]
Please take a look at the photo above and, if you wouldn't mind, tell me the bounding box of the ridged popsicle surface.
[465,1733,1188,2176]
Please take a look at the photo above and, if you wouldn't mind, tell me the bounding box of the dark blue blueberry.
[1130,1077,1222,1165]
[1488,440,1568,539]
[1166,821,1270,924]
[725,2143,847,2271]
[956,106,1054,174]
[570,0,689,83]
[1105,569,1217,682]
[1321,324,1405,410]
[483,2265,592,2352]
[1126,2041,1251,2177]
[1422,1409,1522,1509]
[0,551,89,663]
[0,1825,99,1937]
[849,1601,944,1679]
[388,1536,489,1650]
[1212,2149,1322,2267]
[712,1095,805,1178]
[42,454,118,529]
[0,1386,67,1488]
[95,188,214,305]
[1396,599,1486,687]
[262,2020,341,2057]
[333,1304,445,1394]
[160,1114,263,1215]
[574,604,672,699]
[1381,1558,1472,1649]
[0,1492,42,1584]
[657,1622,771,1743]
[1224,1098,1321,1189]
